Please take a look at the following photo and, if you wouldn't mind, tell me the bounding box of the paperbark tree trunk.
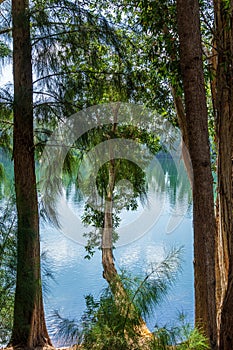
[176,1,217,348]
[10,0,51,347]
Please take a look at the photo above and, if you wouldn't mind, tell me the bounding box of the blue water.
[41,159,194,345]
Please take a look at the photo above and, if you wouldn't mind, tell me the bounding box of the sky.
[0,63,12,86]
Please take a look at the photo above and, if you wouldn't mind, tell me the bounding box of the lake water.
[41,156,194,345]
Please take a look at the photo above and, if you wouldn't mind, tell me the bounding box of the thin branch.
[33,100,83,111]
[0,27,11,35]
[0,96,13,103]
[0,119,13,125]
[33,101,62,109]
[33,70,126,85]
[0,4,11,28]
[33,71,82,84]
[0,215,16,261]
[34,141,82,151]
[32,28,91,46]
[32,90,62,100]
[200,9,215,35]
[122,269,155,332]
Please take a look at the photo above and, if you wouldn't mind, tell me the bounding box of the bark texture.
[171,86,193,186]
[176,1,217,348]
[10,0,51,347]
[213,1,233,348]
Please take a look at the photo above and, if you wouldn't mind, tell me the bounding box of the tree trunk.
[101,122,151,339]
[10,0,51,347]
[171,86,193,186]
[176,1,217,348]
[102,156,118,285]
[102,118,118,287]
[101,131,132,309]
[101,165,151,339]
[213,1,233,348]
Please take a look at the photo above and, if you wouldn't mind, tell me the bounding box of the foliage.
[77,125,161,257]
[52,247,183,349]
[0,0,213,347]
[150,314,209,350]
[0,41,10,59]
[30,0,128,120]
[0,101,17,346]
[0,139,13,201]
[52,247,208,350]
[0,101,13,184]
[1,0,144,123]
[0,198,16,345]
[0,196,57,346]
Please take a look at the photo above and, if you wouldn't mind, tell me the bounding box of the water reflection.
[41,155,193,344]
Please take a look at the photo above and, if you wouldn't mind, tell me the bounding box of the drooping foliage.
[1,0,230,348]
[0,198,16,345]
[51,247,184,349]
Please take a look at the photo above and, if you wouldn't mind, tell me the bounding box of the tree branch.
[33,70,125,85]
[0,119,13,125]
[0,27,12,35]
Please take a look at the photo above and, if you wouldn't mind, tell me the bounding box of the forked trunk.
[10,0,51,347]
